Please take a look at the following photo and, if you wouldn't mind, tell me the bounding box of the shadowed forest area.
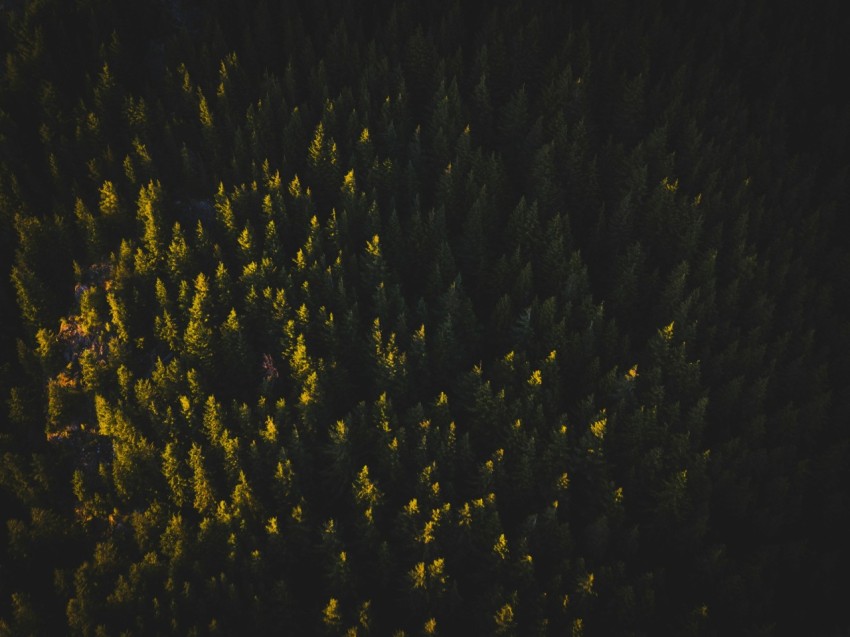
[1,0,849,634]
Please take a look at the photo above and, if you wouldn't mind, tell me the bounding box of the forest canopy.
[1,0,849,635]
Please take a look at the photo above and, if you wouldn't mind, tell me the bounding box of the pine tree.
[137,179,166,264]
[189,442,216,515]
[184,273,214,372]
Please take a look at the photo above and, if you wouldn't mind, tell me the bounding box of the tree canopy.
[1,0,848,635]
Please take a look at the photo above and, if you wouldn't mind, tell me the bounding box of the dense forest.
[1,0,849,634]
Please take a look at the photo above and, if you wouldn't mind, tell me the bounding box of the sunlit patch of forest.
[1,0,848,634]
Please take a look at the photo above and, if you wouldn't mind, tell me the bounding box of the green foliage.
[0,1,848,635]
